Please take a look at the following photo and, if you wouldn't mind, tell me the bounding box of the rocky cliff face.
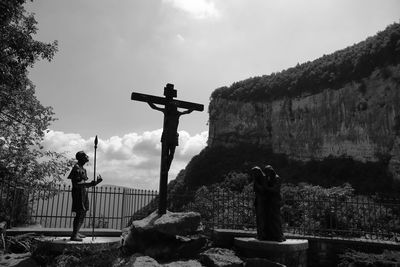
[208,65,400,181]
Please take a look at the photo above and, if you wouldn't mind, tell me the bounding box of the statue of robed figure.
[251,165,285,242]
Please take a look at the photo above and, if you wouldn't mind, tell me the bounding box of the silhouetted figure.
[68,151,102,241]
[251,165,285,242]
[147,102,193,171]
[131,83,204,215]
[252,166,269,240]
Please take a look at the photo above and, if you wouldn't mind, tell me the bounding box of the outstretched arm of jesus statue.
[178,108,194,115]
[147,102,165,112]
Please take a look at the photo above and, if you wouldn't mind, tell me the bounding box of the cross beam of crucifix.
[131,83,204,215]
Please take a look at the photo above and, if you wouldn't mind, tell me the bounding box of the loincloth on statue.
[161,131,179,146]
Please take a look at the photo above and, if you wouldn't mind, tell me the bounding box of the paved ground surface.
[35,236,121,252]
[37,236,121,244]
[6,227,122,237]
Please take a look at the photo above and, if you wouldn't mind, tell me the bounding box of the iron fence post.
[212,189,215,230]
[120,188,126,229]
[10,186,18,227]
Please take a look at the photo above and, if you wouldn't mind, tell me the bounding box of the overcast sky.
[25,0,400,189]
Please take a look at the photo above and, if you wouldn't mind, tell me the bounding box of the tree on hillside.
[211,22,400,101]
[0,1,73,188]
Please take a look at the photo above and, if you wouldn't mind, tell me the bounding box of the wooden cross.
[131,83,204,215]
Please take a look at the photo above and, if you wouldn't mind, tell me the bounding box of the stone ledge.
[7,227,122,237]
[235,238,308,267]
[213,229,400,250]
[235,238,308,252]
[34,236,121,253]
[212,228,256,247]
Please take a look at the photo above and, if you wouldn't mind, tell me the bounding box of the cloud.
[176,34,185,42]
[163,0,220,19]
[42,129,208,190]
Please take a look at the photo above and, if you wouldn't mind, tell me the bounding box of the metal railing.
[2,180,400,241]
[0,180,160,229]
[195,189,400,241]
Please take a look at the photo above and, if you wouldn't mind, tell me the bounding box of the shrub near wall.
[338,250,400,267]
[282,183,400,240]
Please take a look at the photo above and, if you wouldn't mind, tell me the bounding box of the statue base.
[234,237,308,267]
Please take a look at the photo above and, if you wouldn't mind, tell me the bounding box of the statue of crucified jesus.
[131,83,203,214]
[147,101,193,172]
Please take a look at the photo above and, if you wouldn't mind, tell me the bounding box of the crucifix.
[131,83,204,215]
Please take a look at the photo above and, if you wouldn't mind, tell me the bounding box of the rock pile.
[121,210,207,261]
[199,247,244,267]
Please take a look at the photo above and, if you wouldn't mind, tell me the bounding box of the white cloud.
[176,34,185,42]
[42,129,208,190]
[163,0,220,19]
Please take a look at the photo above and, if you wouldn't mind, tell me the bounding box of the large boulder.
[199,248,244,267]
[122,210,206,260]
[0,252,38,267]
[131,210,201,236]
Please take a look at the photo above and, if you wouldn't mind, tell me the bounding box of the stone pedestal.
[234,238,308,267]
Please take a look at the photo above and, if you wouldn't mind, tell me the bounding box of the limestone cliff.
[209,65,400,181]
[208,22,400,183]
[163,23,400,197]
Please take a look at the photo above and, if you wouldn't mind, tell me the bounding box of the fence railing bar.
[10,186,18,227]
[103,187,107,228]
[100,186,105,227]
[34,190,40,225]
[104,186,108,228]
[59,185,65,228]
[138,189,143,217]
[133,189,138,219]
[110,187,115,229]
[45,187,52,227]
[29,189,35,223]
[126,189,131,225]
[119,188,124,229]
[104,187,112,228]
[107,187,112,228]
[65,186,71,228]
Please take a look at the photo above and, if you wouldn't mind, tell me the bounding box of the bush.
[170,146,397,198]
[338,250,400,267]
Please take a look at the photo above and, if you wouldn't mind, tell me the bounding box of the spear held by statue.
[92,135,102,241]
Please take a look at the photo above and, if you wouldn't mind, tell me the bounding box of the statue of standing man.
[251,165,285,242]
[68,151,103,241]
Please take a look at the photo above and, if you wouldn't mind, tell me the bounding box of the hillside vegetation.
[211,22,400,103]
[168,145,397,197]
